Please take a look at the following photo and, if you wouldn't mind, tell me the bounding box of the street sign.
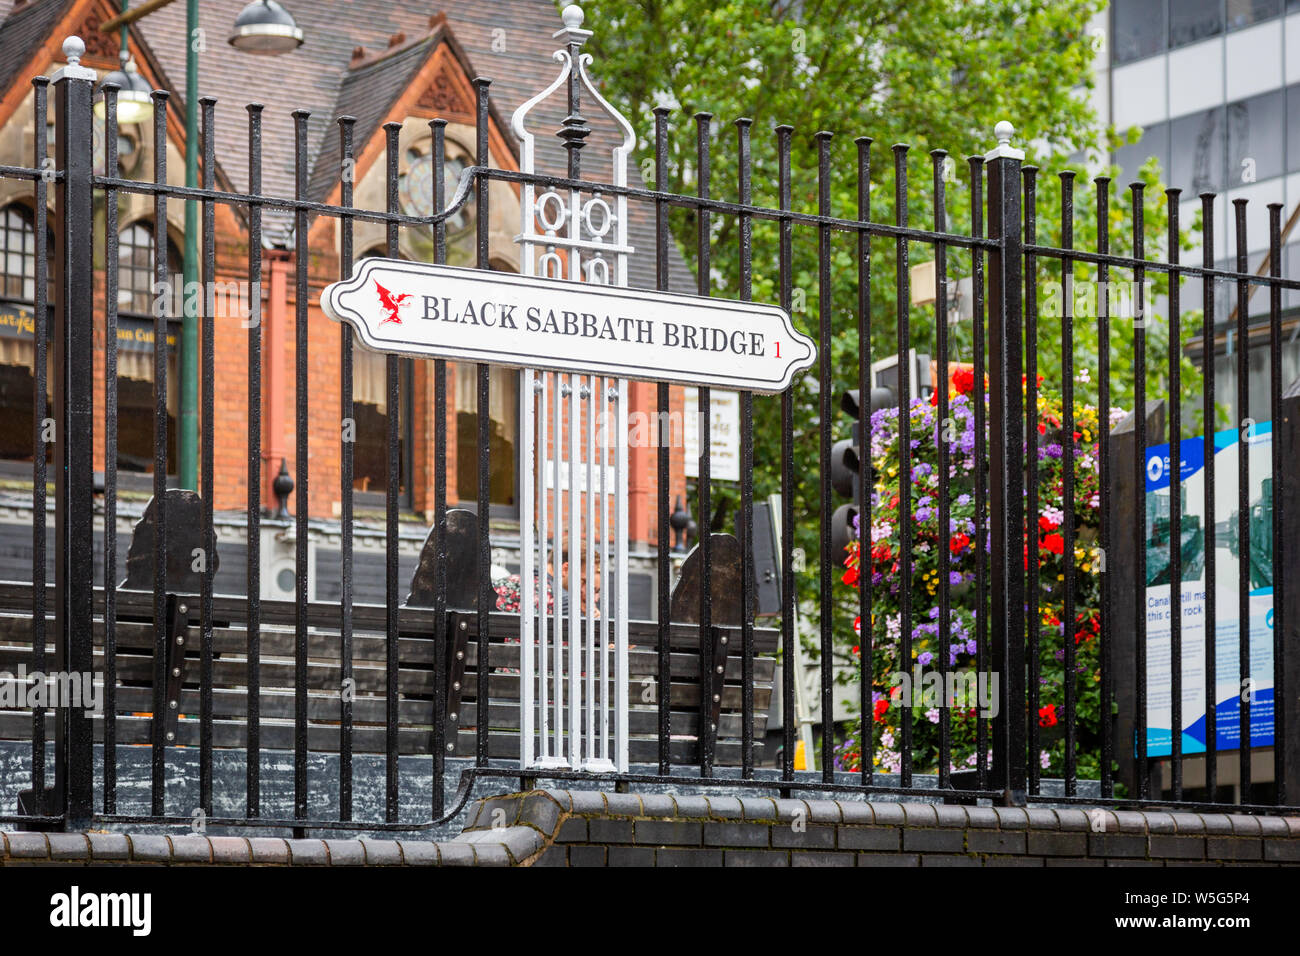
[321,258,815,394]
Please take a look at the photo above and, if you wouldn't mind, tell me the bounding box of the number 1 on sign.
[775,341,780,358]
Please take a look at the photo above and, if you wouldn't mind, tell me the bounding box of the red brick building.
[0,0,699,603]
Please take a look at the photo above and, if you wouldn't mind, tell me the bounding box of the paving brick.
[792,851,854,867]
[129,835,172,863]
[603,793,643,817]
[1046,857,1103,866]
[772,799,810,824]
[636,819,702,846]
[248,838,290,864]
[985,855,1044,866]
[1264,840,1300,863]
[725,849,790,867]
[1104,858,1164,867]
[325,840,365,866]
[966,829,1025,854]
[707,796,744,820]
[1144,812,1176,834]
[499,828,543,863]
[556,817,588,843]
[1148,835,1205,860]
[1112,811,1149,833]
[656,848,724,867]
[360,840,403,865]
[921,854,981,866]
[170,836,212,864]
[1256,816,1291,838]
[209,837,251,864]
[1206,837,1262,861]
[87,832,130,861]
[1229,815,1261,837]
[993,807,1029,830]
[473,797,519,830]
[740,797,778,821]
[540,790,572,812]
[286,840,329,866]
[472,845,512,867]
[588,818,634,843]
[47,834,89,861]
[568,845,608,867]
[517,794,563,835]
[934,806,968,829]
[1053,809,1091,832]
[1169,812,1207,834]
[903,828,965,853]
[567,790,606,815]
[838,826,900,851]
[870,803,907,826]
[703,821,770,848]
[608,846,656,866]
[1088,833,1147,858]
[1198,814,1234,835]
[1024,809,1058,830]
[638,794,678,818]
[772,824,835,849]
[5,832,49,860]
[806,800,842,824]
[438,842,476,866]
[1027,831,1087,856]
[857,852,920,866]
[838,802,874,825]
[672,795,712,819]
[399,841,440,866]
[900,803,938,827]
[530,847,567,867]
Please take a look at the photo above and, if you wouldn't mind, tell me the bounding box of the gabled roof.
[0,0,694,292]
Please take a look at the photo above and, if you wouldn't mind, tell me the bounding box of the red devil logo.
[375,280,411,325]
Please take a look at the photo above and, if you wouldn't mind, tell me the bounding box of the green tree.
[585,0,1200,735]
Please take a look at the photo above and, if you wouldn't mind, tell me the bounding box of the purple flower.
[918,651,934,666]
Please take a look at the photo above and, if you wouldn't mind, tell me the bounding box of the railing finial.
[554,4,593,45]
[62,35,85,67]
[985,119,1025,162]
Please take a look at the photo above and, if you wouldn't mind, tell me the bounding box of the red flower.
[952,366,975,395]
[949,533,970,554]
[1037,422,1047,435]
[1038,515,1057,532]
[842,565,860,587]
[1038,704,1058,728]
[1042,533,1065,555]
[929,389,939,407]
[873,698,890,722]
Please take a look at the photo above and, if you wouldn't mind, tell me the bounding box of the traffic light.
[829,387,892,567]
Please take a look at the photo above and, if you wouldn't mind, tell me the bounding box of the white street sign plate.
[321,258,815,393]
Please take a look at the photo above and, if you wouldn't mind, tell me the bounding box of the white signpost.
[320,4,815,776]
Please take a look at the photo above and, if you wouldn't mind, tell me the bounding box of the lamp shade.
[229,0,304,54]
[94,56,153,125]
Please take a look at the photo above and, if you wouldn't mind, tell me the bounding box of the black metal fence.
[2,41,1299,835]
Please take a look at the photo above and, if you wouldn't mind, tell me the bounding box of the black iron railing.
[0,32,1298,836]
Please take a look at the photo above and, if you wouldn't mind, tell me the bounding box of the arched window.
[114,220,181,475]
[0,203,53,465]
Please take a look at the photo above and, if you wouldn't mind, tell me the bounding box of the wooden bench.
[0,582,777,767]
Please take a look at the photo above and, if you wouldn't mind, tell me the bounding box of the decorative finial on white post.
[63,35,85,66]
[554,3,593,44]
[54,35,97,81]
[985,119,1025,162]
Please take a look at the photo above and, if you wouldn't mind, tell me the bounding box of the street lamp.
[93,50,153,124]
[99,0,305,493]
[228,0,304,54]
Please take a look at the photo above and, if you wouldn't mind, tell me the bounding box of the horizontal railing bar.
[91,168,1001,249]
[0,164,59,181]
[0,581,777,644]
[1024,242,1300,290]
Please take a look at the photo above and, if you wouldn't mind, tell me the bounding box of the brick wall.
[7,790,1298,866]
